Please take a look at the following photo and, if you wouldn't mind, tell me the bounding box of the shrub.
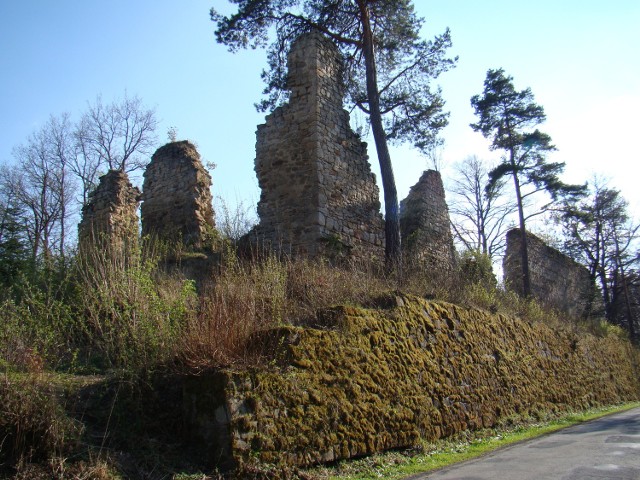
[589,318,629,340]
[0,373,82,469]
[0,285,80,372]
[177,254,390,370]
[458,249,497,288]
[75,239,197,373]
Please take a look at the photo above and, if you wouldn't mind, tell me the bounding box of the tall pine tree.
[471,68,584,296]
[212,0,456,266]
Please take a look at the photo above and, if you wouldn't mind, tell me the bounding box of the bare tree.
[46,113,77,258]
[560,180,640,328]
[448,155,516,260]
[424,140,446,172]
[72,117,106,207]
[75,94,158,185]
[6,115,78,262]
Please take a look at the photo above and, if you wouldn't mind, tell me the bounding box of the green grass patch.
[308,402,640,479]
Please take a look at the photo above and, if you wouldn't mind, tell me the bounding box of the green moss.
[186,293,640,471]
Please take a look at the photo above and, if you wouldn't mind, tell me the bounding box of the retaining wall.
[184,294,640,470]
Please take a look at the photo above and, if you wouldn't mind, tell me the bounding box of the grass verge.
[308,402,640,480]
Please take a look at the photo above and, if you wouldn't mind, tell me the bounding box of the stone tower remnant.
[78,169,140,253]
[249,30,384,259]
[141,141,215,248]
[400,170,456,273]
[503,228,597,318]
[611,273,640,344]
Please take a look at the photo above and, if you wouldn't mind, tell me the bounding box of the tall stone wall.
[78,169,140,254]
[503,228,596,318]
[400,170,456,273]
[141,141,215,248]
[249,31,384,259]
[612,273,640,344]
[184,295,640,470]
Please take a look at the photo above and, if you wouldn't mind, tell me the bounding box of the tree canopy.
[471,68,585,295]
[448,155,515,260]
[212,0,456,265]
[560,180,640,331]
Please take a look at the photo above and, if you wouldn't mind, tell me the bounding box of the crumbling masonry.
[78,169,140,254]
[141,141,215,248]
[248,30,385,259]
[77,33,459,277]
[400,170,456,273]
[503,228,597,318]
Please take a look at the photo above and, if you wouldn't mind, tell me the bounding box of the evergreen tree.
[0,202,29,294]
[211,0,456,266]
[471,68,584,296]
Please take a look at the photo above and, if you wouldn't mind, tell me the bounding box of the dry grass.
[0,372,84,472]
[75,239,198,372]
[175,251,615,371]
[177,255,391,371]
[0,244,627,478]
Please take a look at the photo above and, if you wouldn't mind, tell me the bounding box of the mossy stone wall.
[184,295,640,470]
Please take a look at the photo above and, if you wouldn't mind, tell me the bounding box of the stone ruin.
[247,30,385,260]
[611,273,640,344]
[77,141,217,284]
[503,228,597,318]
[141,141,215,248]
[77,32,460,279]
[400,170,456,273]
[78,169,140,254]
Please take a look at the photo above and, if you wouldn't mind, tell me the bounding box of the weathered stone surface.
[503,228,597,318]
[248,31,384,260]
[141,141,215,248]
[184,295,640,470]
[611,272,640,344]
[78,169,140,253]
[400,170,456,273]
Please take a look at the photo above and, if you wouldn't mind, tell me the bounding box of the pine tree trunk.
[511,153,531,297]
[357,0,401,268]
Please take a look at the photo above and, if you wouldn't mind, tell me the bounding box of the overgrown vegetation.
[2,235,634,478]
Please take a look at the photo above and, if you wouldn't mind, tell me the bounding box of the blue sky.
[1,1,639,223]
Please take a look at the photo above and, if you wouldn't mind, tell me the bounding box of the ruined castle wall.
[78,169,140,254]
[141,141,215,248]
[400,170,456,273]
[612,273,640,344]
[503,228,596,318]
[252,31,384,259]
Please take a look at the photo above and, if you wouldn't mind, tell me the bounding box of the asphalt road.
[411,407,640,480]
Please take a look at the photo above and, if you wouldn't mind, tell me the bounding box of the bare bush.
[0,373,83,469]
[75,238,197,372]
